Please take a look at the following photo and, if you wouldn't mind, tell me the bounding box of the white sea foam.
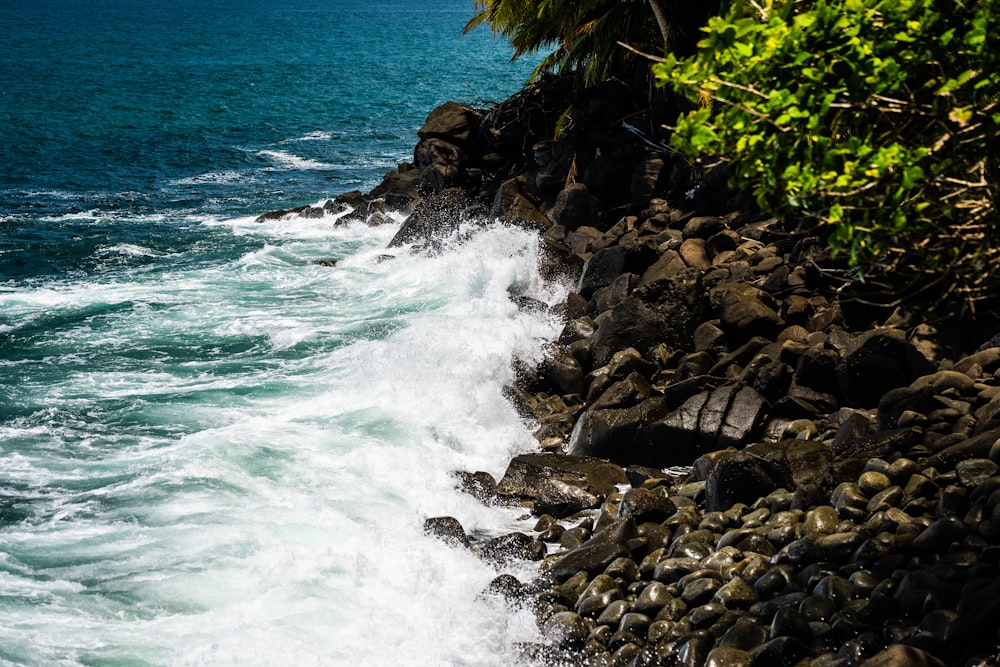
[172,170,246,186]
[98,243,164,258]
[0,217,566,666]
[283,131,333,142]
[257,149,334,171]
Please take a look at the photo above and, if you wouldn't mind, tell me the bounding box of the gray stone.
[956,458,1000,487]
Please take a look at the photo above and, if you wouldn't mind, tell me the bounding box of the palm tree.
[465,0,719,86]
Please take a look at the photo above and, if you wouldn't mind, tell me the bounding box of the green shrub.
[657,0,1000,311]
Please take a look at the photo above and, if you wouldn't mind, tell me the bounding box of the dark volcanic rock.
[590,269,705,368]
[417,101,481,147]
[424,516,470,548]
[838,329,936,407]
[498,452,627,500]
[567,397,670,467]
[648,384,768,465]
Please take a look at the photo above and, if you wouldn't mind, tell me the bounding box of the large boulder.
[417,101,482,148]
[387,189,467,248]
[497,452,627,501]
[648,384,769,466]
[838,329,936,407]
[567,397,670,467]
[589,269,705,367]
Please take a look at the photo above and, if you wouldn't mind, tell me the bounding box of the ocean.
[0,1,562,664]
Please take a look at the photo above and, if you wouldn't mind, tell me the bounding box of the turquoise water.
[1,2,561,664]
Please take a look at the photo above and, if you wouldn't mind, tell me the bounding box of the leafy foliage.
[657,0,1000,310]
[466,0,720,85]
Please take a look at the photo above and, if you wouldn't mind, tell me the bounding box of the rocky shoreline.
[263,77,1000,666]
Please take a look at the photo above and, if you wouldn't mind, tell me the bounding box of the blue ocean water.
[0,1,561,664]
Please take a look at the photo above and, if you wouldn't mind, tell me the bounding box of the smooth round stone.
[849,569,880,598]
[717,616,767,651]
[633,581,672,615]
[815,532,865,563]
[677,636,712,667]
[653,557,701,584]
[647,619,676,643]
[886,458,920,484]
[785,537,826,564]
[936,485,968,517]
[688,602,727,629]
[903,473,938,501]
[769,605,813,642]
[911,515,966,553]
[858,471,892,496]
[655,597,688,623]
[989,437,1000,464]
[867,486,904,513]
[864,458,892,475]
[610,641,641,665]
[767,525,798,547]
[604,557,639,581]
[670,540,715,560]
[957,458,1000,487]
[798,594,837,622]
[580,574,620,601]
[754,568,792,599]
[803,505,840,536]
[701,546,741,572]
[596,599,631,626]
[834,632,881,664]
[812,575,852,607]
[587,623,613,647]
[578,590,622,618]
[705,647,754,667]
[681,577,723,606]
[714,576,758,610]
[742,507,771,526]
[617,612,651,637]
[859,644,949,667]
[543,611,591,648]
[755,637,811,667]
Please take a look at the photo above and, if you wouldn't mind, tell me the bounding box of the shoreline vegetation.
[261,1,1000,664]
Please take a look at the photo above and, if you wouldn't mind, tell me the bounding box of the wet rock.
[454,470,497,504]
[544,611,591,649]
[547,519,638,580]
[535,479,601,518]
[481,574,526,601]
[650,384,768,464]
[704,647,754,667]
[590,270,705,367]
[538,342,585,397]
[619,488,676,523]
[859,644,946,667]
[713,576,758,610]
[424,516,470,548]
[388,188,467,248]
[498,452,626,500]
[481,532,544,563]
